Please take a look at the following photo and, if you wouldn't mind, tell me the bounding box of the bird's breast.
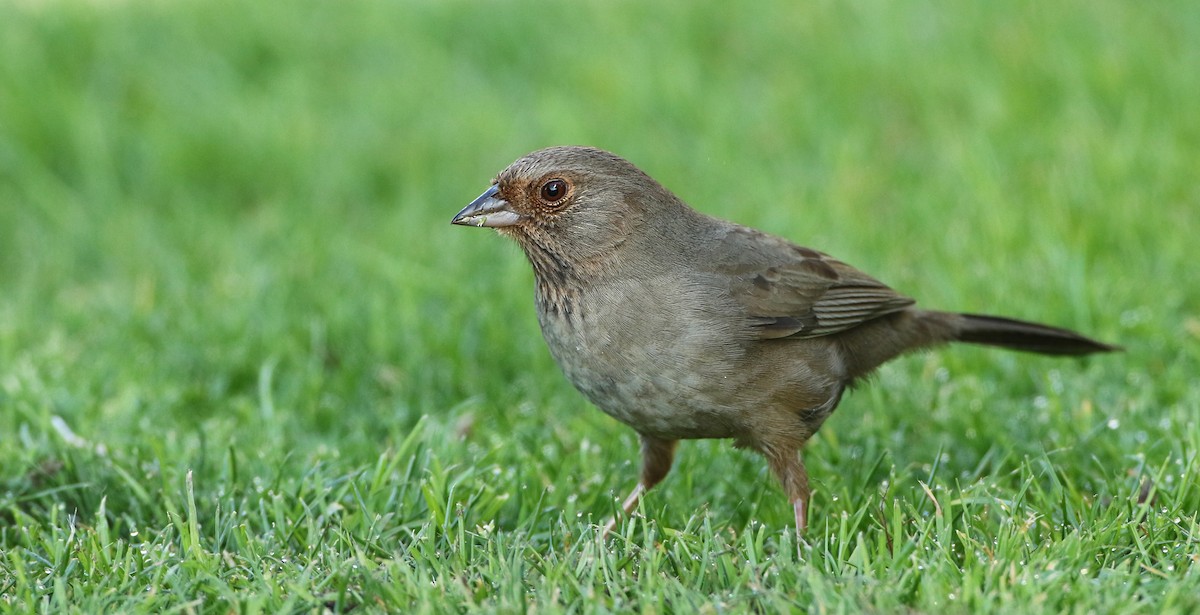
[534,276,753,440]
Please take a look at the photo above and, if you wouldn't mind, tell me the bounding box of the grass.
[1,0,1198,612]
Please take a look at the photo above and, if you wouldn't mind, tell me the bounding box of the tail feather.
[956,313,1120,356]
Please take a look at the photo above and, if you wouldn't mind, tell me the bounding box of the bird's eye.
[540,179,568,204]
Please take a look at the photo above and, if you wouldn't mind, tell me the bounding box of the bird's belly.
[537,302,746,440]
[570,361,739,440]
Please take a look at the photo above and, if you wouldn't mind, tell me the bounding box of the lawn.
[1,0,1198,612]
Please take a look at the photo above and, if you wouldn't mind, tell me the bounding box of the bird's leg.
[603,435,677,535]
[763,444,811,535]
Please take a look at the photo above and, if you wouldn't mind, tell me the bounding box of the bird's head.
[453,146,689,278]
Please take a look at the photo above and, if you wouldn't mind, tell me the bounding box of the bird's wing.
[712,227,915,340]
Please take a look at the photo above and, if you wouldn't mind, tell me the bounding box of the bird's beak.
[451,185,521,228]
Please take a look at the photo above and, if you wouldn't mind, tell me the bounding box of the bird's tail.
[954,313,1120,356]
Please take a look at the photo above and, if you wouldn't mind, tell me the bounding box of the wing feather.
[708,227,914,340]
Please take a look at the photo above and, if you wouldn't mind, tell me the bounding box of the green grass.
[1,0,1198,612]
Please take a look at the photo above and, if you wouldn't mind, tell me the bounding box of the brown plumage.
[452,146,1117,535]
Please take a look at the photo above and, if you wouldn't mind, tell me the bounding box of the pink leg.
[763,444,812,536]
[794,497,808,534]
[602,435,677,535]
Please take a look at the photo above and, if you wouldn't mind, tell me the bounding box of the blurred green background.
[1,0,1197,611]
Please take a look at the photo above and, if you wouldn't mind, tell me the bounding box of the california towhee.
[452,146,1116,535]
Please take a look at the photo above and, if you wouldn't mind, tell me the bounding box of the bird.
[451,145,1117,536]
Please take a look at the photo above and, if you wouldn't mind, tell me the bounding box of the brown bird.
[451,146,1117,535]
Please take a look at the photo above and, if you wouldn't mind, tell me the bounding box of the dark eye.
[540,179,568,204]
